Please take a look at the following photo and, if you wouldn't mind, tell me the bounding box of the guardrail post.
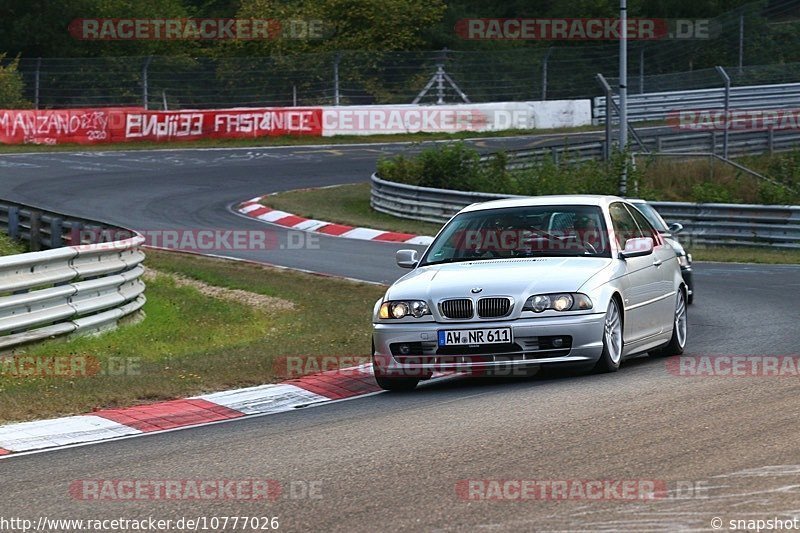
[767,127,774,155]
[710,132,717,155]
[551,147,559,165]
[655,136,662,152]
[7,206,20,240]
[29,210,42,252]
[50,217,63,248]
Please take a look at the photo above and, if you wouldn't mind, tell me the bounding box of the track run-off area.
[1,134,799,532]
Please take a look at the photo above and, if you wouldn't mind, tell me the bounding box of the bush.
[377,143,800,205]
[0,53,29,108]
[378,142,625,197]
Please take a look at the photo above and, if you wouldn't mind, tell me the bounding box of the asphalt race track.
[1,134,799,532]
[0,128,669,283]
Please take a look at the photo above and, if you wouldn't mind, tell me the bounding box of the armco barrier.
[594,82,800,124]
[0,199,146,350]
[370,174,800,249]
[492,128,800,168]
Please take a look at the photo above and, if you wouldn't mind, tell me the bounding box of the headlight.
[379,300,430,319]
[523,293,593,313]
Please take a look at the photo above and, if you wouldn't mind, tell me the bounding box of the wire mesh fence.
[10,51,800,110]
[6,0,800,109]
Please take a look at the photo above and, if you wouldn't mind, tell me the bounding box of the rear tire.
[593,298,623,373]
[651,288,688,357]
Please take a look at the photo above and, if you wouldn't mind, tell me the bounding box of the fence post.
[639,47,645,94]
[161,89,168,110]
[596,73,613,162]
[142,55,153,110]
[34,57,41,110]
[715,66,731,159]
[541,47,553,101]
[738,14,744,74]
[8,206,19,240]
[333,52,341,105]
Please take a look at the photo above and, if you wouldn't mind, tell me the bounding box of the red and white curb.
[236,195,434,246]
[0,365,385,456]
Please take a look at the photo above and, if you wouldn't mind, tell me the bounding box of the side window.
[609,203,642,250]
[626,204,661,246]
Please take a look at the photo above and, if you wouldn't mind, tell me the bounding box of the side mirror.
[668,222,684,234]
[619,237,654,259]
[396,249,419,269]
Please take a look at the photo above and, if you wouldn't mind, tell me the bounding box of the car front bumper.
[372,312,606,375]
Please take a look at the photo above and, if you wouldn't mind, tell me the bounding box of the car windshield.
[632,202,670,233]
[421,205,611,265]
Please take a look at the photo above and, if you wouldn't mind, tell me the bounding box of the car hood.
[386,257,613,302]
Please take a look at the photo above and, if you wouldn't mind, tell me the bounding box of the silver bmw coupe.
[371,195,688,390]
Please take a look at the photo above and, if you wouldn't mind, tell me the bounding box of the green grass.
[0,249,385,424]
[0,233,26,256]
[692,246,800,264]
[262,183,444,237]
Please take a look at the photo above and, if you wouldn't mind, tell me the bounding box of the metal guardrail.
[594,82,800,124]
[491,128,800,168]
[0,200,146,351]
[370,174,800,249]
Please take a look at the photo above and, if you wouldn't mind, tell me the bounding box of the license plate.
[438,327,512,347]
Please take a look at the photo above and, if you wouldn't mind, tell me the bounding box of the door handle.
[653,259,663,267]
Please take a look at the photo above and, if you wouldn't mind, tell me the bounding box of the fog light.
[552,337,564,348]
[399,344,411,355]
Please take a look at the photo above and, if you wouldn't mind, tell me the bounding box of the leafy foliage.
[378,142,800,204]
[0,54,29,107]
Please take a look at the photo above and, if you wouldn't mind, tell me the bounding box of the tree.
[0,54,29,108]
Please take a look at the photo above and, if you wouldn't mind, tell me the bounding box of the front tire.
[652,288,688,357]
[593,297,623,373]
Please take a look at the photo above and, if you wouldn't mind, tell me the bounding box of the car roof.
[460,194,627,213]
